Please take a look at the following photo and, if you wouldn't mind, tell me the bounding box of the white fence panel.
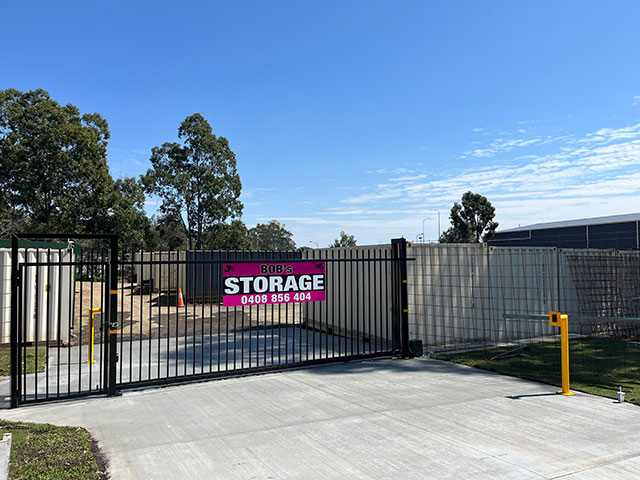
[0,248,73,344]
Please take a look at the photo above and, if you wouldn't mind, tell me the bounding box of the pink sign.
[222,261,326,307]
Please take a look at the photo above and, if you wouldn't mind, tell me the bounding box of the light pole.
[422,210,441,243]
[309,241,319,249]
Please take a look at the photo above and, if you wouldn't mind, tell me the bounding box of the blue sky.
[3,1,640,246]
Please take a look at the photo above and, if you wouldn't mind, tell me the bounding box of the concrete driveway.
[7,327,377,402]
[2,358,640,479]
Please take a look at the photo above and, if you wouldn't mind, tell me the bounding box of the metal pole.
[549,311,574,396]
[108,234,119,396]
[391,238,411,358]
[399,239,410,358]
[10,234,19,408]
[422,210,441,242]
[421,218,429,244]
[86,308,100,364]
[559,316,572,395]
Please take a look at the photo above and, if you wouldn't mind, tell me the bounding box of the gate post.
[10,235,19,408]
[391,238,411,358]
[107,234,119,396]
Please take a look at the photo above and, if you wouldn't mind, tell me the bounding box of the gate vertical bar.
[10,234,19,408]
[108,234,119,396]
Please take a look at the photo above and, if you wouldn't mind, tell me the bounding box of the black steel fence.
[10,236,640,406]
[9,235,410,406]
[115,245,405,389]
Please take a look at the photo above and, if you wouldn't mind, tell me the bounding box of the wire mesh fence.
[407,243,640,403]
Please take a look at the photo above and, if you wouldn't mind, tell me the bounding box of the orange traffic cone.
[177,288,185,307]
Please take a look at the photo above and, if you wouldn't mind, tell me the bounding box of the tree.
[202,220,252,250]
[142,114,242,250]
[439,191,498,243]
[248,220,296,251]
[330,231,357,248]
[147,212,189,251]
[0,88,116,234]
[0,200,28,238]
[108,177,153,252]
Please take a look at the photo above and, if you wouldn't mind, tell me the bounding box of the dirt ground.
[71,281,305,345]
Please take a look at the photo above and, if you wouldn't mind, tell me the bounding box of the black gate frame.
[10,234,410,407]
[10,233,119,407]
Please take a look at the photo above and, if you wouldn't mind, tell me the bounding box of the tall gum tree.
[143,114,242,250]
[248,220,296,251]
[439,191,499,243]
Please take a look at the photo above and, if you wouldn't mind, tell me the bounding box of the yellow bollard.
[549,311,575,396]
[86,308,101,364]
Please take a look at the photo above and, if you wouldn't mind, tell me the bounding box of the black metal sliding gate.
[10,235,410,407]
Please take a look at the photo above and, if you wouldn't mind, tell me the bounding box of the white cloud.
[321,207,409,216]
[388,174,429,183]
[460,138,542,158]
[244,119,640,246]
[633,95,640,106]
[366,167,414,175]
[334,120,640,236]
[577,123,640,143]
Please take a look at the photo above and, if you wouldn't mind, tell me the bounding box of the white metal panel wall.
[0,250,13,344]
[408,244,486,348]
[302,245,394,345]
[485,246,559,341]
[0,248,73,344]
[407,243,561,349]
[135,252,186,291]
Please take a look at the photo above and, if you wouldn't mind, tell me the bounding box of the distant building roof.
[499,212,640,233]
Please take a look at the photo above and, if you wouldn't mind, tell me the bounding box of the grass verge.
[0,420,107,479]
[0,348,47,377]
[435,337,640,405]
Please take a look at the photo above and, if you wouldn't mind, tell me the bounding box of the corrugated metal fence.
[0,248,74,344]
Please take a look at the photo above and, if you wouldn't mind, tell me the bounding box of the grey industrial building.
[488,212,640,250]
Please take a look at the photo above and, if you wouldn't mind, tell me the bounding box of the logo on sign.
[222,261,326,306]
